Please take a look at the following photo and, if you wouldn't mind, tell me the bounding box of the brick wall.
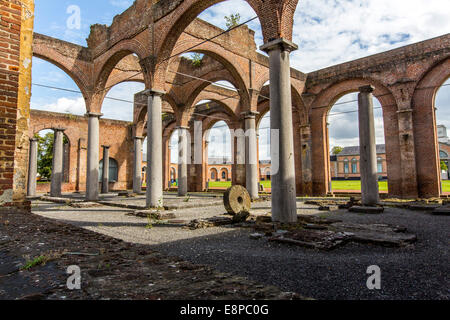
[29,110,134,193]
[0,0,34,211]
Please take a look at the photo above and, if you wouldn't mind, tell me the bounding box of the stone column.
[50,128,65,197]
[101,145,110,194]
[86,112,102,201]
[27,138,38,197]
[177,126,189,197]
[358,85,380,206]
[133,136,144,194]
[260,39,298,223]
[144,89,165,208]
[244,111,259,200]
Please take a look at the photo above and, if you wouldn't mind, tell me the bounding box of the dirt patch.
[0,211,307,300]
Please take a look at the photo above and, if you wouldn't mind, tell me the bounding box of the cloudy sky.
[31,0,450,156]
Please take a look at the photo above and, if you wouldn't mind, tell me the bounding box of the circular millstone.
[223,185,251,215]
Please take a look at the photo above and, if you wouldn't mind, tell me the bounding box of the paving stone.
[349,206,384,214]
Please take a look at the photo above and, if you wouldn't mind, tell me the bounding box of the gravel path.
[33,199,449,300]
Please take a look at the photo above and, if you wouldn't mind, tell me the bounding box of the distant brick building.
[330,145,387,180]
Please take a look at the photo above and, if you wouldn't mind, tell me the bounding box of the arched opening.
[34,129,70,191]
[435,78,450,190]
[99,158,119,183]
[258,111,270,188]
[31,57,86,115]
[101,82,145,121]
[169,129,180,187]
[206,120,232,188]
[328,93,387,193]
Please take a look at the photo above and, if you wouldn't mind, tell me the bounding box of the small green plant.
[184,195,191,202]
[145,215,154,229]
[190,53,203,67]
[21,255,49,270]
[225,13,241,29]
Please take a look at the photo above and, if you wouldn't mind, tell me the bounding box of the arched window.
[222,170,226,180]
[344,159,349,174]
[377,157,383,173]
[351,158,357,173]
[99,158,119,182]
[211,170,216,180]
[440,150,448,159]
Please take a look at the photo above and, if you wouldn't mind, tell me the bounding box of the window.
[344,159,349,174]
[377,157,383,173]
[211,170,216,180]
[440,150,448,159]
[351,158,357,173]
[99,158,119,182]
[266,169,271,180]
[222,171,226,180]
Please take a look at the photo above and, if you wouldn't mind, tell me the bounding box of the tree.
[36,132,69,181]
[224,13,241,29]
[332,146,343,155]
[36,132,54,181]
[440,160,448,171]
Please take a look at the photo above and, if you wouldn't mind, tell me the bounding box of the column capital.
[176,126,190,130]
[52,127,66,132]
[141,89,166,97]
[260,38,298,53]
[359,85,375,93]
[29,137,38,142]
[134,136,145,140]
[85,112,103,118]
[102,145,111,149]
[299,124,311,129]
[397,108,413,114]
[241,111,260,120]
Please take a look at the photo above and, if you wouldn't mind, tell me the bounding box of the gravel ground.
[33,199,449,300]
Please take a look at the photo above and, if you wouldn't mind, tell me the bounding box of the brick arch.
[105,74,145,90]
[155,0,298,62]
[94,47,147,105]
[413,57,450,197]
[310,78,401,197]
[170,39,250,90]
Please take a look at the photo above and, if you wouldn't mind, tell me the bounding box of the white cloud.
[290,0,450,72]
[31,97,86,115]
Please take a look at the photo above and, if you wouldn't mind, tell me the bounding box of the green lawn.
[151,179,450,193]
[442,180,450,192]
[332,180,388,192]
[208,181,272,188]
